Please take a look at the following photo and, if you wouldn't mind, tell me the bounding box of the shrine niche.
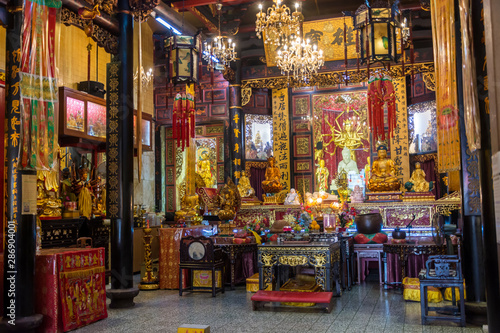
[245,114,273,161]
[312,91,370,193]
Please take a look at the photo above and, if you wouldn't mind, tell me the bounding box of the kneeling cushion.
[354,232,388,244]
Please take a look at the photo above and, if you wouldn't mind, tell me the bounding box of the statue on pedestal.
[367,141,401,192]
[237,171,256,198]
[261,156,283,193]
[37,170,62,217]
[338,147,359,175]
[316,159,330,193]
[405,162,433,192]
[217,178,241,221]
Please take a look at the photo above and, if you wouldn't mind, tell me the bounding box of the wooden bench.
[251,290,334,313]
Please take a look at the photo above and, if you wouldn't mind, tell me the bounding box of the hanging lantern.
[166,33,201,85]
[353,1,401,64]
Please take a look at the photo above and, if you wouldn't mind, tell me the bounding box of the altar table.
[35,247,107,333]
[383,241,446,286]
[257,241,342,295]
[213,240,258,290]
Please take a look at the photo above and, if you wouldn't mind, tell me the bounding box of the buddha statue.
[284,188,301,205]
[316,159,330,193]
[217,178,241,221]
[197,151,214,188]
[338,147,359,175]
[261,156,283,193]
[405,162,433,192]
[37,170,62,217]
[237,171,256,198]
[351,185,364,203]
[367,142,401,192]
[73,166,94,219]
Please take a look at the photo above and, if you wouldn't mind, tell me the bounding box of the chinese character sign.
[391,77,410,184]
[272,89,290,191]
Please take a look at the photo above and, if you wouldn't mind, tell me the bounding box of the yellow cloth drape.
[431,0,461,172]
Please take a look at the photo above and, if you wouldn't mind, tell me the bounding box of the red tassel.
[190,111,195,138]
[173,112,177,139]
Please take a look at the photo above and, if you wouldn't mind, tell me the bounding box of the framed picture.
[294,160,312,173]
[155,93,167,107]
[195,105,208,117]
[245,114,273,161]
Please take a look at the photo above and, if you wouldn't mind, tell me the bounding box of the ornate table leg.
[315,266,327,291]
[229,248,236,290]
[260,266,273,290]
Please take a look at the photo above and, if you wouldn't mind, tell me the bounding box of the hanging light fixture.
[255,0,303,47]
[276,34,324,81]
[166,33,202,85]
[353,0,403,65]
[203,3,237,71]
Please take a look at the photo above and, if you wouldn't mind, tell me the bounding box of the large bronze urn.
[355,213,383,234]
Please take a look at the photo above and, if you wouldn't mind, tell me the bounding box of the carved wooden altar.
[257,241,342,295]
[234,204,301,227]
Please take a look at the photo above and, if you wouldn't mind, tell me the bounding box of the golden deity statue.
[37,170,62,217]
[316,159,330,193]
[73,166,94,219]
[237,171,256,198]
[197,151,214,188]
[217,178,241,221]
[322,110,366,155]
[364,156,371,180]
[261,156,283,193]
[367,141,401,192]
[406,162,432,192]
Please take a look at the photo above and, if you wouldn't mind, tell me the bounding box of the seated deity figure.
[405,162,433,192]
[284,188,301,205]
[237,171,256,198]
[350,185,365,203]
[367,141,401,192]
[261,156,283,193]
[316,159,330,193]
[338,147,359,175]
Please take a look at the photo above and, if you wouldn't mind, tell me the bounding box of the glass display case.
[87,102,106,139]
[59,87,106,142]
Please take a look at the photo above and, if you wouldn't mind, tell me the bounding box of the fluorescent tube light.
[156,17,181,35]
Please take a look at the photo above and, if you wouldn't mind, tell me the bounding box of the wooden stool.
[354,244,384,285]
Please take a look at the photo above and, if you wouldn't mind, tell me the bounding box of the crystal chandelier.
[255,0,302,47]
[203,3,237,71]
[276,35,324,81]
[134,67,153,87]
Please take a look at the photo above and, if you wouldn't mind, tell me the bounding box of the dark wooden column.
[105,0,139,308]
[0,2,42,331]
[228,53,243,184]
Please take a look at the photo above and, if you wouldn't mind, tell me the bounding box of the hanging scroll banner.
[431,0,461,172]
[272,89,290,191]
[20,0,61,170]
[391,77,410,184]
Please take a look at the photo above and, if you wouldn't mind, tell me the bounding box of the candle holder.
[138,226,159,290]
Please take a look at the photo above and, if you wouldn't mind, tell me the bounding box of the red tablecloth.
[35,248,107,333]
[158,227,206,289]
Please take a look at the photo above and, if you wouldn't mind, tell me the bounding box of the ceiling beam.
[154,2,198,35]
[187,6,218,32]
[171,0,271,10]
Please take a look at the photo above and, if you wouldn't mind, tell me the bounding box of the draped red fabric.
[420,158,440,199]
[250,167,266,201]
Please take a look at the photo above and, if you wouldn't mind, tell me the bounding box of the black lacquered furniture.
[179,236,225,297]
[420,245,465,327]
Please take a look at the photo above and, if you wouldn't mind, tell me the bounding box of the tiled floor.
[74,275,484,333]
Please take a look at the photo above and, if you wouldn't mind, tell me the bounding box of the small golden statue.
[261,156,283,193]
[237,171,256,198]
[197,151,214,188]
[367,141,401,192]
[405,162,433,192]
[316,159,330,193]
[73,166,94,219]
[217,178,241,221]
[37,170,62,217]
[175,183,201,223]
[336,170,350,205]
